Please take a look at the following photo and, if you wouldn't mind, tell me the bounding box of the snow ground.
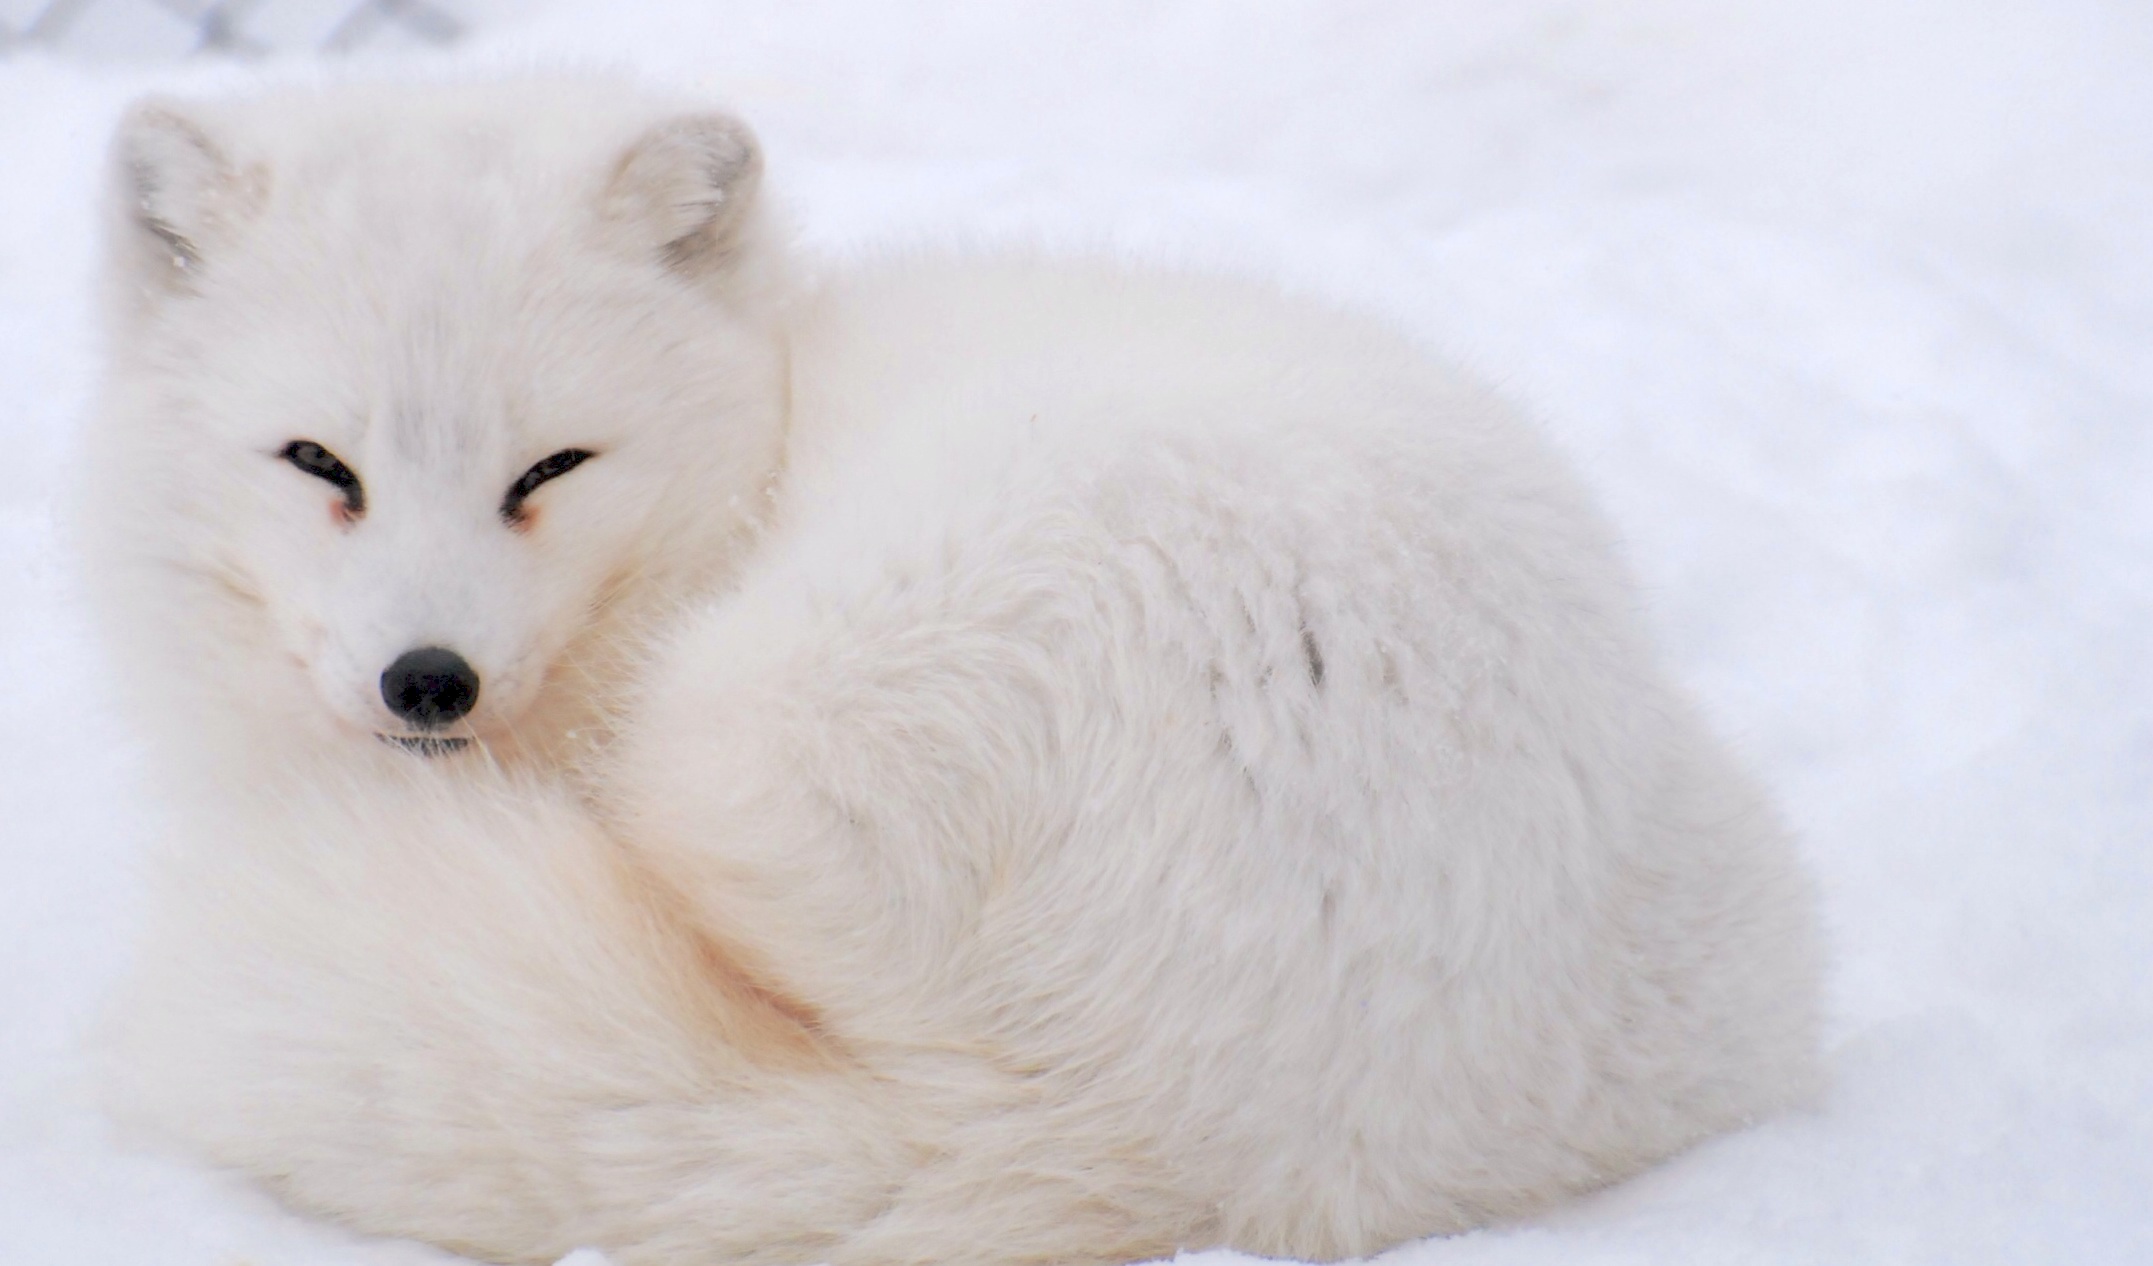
[3,1,2151,1262]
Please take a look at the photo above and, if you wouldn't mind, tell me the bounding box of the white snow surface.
[3,1,2151,1262]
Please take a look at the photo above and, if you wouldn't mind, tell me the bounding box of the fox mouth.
[378,734,471,757]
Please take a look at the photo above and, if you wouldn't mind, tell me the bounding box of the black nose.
[380,646,480,728]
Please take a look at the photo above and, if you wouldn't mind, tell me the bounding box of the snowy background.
[4,0,2152,1261]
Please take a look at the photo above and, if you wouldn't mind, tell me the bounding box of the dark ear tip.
[107,96,257,287]
[651,112,763,187]
[113,97,214,159]
[605,110,766,273]
[114,95,178,135]
[111,98,233,201]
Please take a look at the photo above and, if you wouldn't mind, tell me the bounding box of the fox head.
[83,80,788,768]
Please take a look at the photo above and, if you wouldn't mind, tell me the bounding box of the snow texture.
[3,1,2150,1262]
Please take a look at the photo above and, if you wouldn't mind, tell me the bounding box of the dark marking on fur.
[1562,751,1600,823]
[1377,643,1404,701]
[1216,727,1263,804]
[683,921,833,1053]
[1302,627,1325,689]
[661,207,730,272]
[127,161,202,271]
[612,848,840,1071]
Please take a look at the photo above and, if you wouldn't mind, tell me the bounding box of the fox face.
[88,84,787,761]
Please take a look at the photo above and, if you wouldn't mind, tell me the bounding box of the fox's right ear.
[107,100,267,295]
[600,112,764,279]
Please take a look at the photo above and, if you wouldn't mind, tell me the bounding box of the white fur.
[79,77,1822,1266]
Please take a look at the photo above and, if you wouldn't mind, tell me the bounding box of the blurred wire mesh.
[0,0,467,58]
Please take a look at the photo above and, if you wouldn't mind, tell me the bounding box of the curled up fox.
[79,74,1822,1266]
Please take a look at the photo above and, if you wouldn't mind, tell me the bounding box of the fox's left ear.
[107,98,268,295]
[601,113,763,277]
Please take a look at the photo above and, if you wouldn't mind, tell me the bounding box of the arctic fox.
[80,77,1821,1266]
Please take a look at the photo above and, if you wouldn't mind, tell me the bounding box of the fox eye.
[502,448,597,523]
[280,440,365,516]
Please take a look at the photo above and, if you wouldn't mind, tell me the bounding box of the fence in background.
[0,0,465,58]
